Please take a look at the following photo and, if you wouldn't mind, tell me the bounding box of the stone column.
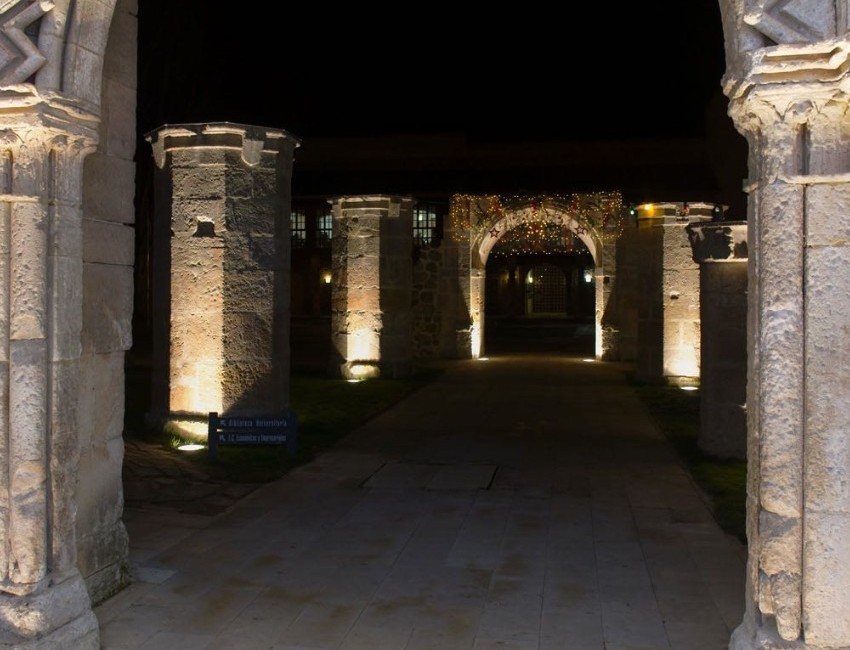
[613,220,640,362]
[634,202,713,384]
[597,236,618,360]
[329,195,414,379]
[441,197,474,359]
[722,5,850,647]
[147,123,300,432]
[0,100,101,648]
[686,221,748,459]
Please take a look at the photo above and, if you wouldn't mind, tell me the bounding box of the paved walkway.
[96,354,747,650]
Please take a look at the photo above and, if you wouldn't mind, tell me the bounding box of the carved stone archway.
[2,1,850,648]
[0,0,126,647]
[720,1,850,647]
[449,193,626,359]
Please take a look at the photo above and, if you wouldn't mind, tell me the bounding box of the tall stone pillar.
[634,202,713,384]
[613,219,641,362]
[721,4,850,647]
[441,196,475,359]
[597,234,619,360]
[0,103,101,648]
[686,221,748,459]
[329,195,415,379]
[147,123,299,431]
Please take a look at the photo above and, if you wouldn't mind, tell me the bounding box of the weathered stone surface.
[806,183,850,246]
[225,197,278,234]
[331,196,414,377]
[804,245,850,513]
[694,256,748,459]
[82,219,134,266]
[10,201,47,342]
[8,339,49,586]
[223,311,274,361]
[170,198,226,235]
[635,213,702,381]
[149,123,296,418]
[76,433,128,604]
[81,264,133,354]
[51,204,84,259]
[81,155,136,224]
[802,511,850,646]
[172,165,226,200]
[101,0,138,88]
[0,572,98,644]
[51,256,83,362]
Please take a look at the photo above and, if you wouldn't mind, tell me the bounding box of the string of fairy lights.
[487,223,591,257]
[449,192,627,252]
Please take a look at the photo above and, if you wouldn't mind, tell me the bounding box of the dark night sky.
[136,3,730,145]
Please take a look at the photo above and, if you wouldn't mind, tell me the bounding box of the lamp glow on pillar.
[322,271,332,285]
[350,327,380,363]
[471,322,482,359]
[583,269,593,283]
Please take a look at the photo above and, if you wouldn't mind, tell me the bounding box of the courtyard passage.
[96,354,746,649]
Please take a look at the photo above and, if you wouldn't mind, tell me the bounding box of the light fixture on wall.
[322,271,332,285]
[583,269,593,283]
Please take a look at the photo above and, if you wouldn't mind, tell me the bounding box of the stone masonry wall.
[76,0,137,604]
[412,246,444,359]
[148,124,298,423]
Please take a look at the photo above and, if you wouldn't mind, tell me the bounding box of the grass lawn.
[629,379,748,544]
[145,365,444,483]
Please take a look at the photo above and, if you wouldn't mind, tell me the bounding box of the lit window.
[317,210,333,248]
[291,209,306,248]
[413,205,438,246]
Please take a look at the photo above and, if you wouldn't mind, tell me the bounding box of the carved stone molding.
[0,0,53,85]
[744,0,839,44]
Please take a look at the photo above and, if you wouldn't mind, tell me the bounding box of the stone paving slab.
[98,354,747,649]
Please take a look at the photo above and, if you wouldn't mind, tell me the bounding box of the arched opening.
[483,222,596,356]
[461,194,621,360]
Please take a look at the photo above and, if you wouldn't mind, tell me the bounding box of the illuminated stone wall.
[441,207,476,358]
[147,123,299,430]
[330,196,415,378]
[634,203,712,383]
[687,221,748,460]
[75,0,136,605]
[596,231,619,360]
[412,246,443,358]
[0,0,123,644]
[721,3,850,646]
[612,221,640,362]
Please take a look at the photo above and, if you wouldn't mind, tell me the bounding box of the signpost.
[207,411,297,460]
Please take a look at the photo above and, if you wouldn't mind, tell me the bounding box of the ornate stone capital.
[0,85,98,147]
[744,0,842,45]
[723,39,850,181]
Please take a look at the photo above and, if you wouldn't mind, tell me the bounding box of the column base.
[0,572,99,649]
[731,618,812,650]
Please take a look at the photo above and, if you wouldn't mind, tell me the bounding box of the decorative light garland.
[488,223,593,257]
[449,192,627,248]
